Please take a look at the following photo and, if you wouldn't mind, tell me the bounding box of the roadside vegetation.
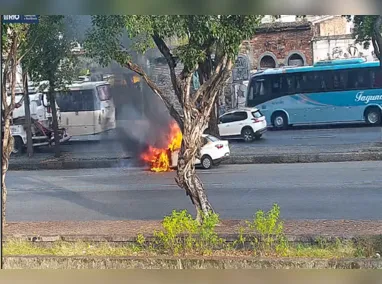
[3,204,375,259]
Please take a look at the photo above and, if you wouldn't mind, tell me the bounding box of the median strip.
[4,206,382,269]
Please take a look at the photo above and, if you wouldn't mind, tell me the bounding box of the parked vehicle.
[3,89,70,155]
[170,134,230,169]
[6,117,71,155]
[218,107,267,142]
[11,90,61,130]
[51,81,116,138]
[246,58,382,129]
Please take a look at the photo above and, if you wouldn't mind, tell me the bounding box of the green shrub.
[246,203,288,256]
[195,211,224,255]
[154,210,198,255]
[153,209,223,255]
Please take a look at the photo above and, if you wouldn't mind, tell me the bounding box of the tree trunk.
[123,53,232,222]
[174,76,217,223]
[175,135,214,223]
[2,118,13,231]
[22,71,34,157]
[48,84,61,158]
[206,97,220,138]
[1,26,19,232]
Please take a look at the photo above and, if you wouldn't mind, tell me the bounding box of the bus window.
[271,76,281,95]
[55,92,77,112]
[96,85,112,101]
[285,75,295,94]
[251,79,267,97]
[296,74,309,93]
[248,84,254,100]
[332,70,348,91]
[348,69,369,89]
[76,90,99,111]
[55,89,98,112]
[371,68,382,88]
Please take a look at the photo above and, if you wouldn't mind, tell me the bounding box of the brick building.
[241,21,314,70]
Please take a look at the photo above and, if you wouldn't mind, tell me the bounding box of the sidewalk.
[8,142,382,170]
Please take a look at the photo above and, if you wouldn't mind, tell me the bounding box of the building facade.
[241,21,314,71]
[311,15,377,62]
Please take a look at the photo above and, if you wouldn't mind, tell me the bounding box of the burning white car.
[171,134,230,169]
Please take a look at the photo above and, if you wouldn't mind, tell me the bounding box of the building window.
[259,55,277,69]
[287,53,304,66]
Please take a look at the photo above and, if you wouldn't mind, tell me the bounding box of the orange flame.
[141,121,182,172]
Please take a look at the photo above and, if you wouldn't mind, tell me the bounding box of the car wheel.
[365,108,381,125]
[272,112,288,130]
[241,127,254,142]
[201,155,213,169]
[11,137,23,156]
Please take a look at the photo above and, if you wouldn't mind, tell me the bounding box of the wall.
[246,22,314,70]
[312,35,377,62]
[317,16,347,36]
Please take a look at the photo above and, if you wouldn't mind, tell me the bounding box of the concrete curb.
[222,152,382,164]
[8,151,382,170]
[3,255,381,269]
[5,233,382,249]
[8,157,133,171]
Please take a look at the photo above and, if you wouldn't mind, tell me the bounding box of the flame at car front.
[140,121,182,172]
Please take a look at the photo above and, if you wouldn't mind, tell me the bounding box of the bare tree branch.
[1,63,11,117]
[17,33,41,65]
[151,33,183,107]
[10,37,19,113]
[203,57,232,117]
[192,54,228,105]
[372,38,380,60]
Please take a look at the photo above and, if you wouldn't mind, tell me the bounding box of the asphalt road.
[6,161,382,222]
[61,126,382,154]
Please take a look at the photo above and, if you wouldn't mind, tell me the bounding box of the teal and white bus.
[246,58,382,129]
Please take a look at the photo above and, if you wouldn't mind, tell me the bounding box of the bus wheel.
[11,137,24,155]
[272,112,288,130]
[365,108,381,125]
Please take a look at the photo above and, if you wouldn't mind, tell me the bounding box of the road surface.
[60,126,382,153]
[6,161,382,221]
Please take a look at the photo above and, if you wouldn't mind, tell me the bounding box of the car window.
[252,110,263,118]
[232,111,248,122]
[220,113,235,124]
[206,135,219,142]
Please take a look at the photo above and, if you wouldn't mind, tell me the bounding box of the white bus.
[51,81,116,137]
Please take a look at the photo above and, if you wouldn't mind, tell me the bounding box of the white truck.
[3,86,71,155]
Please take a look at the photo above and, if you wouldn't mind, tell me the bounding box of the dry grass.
[3,239,363,259]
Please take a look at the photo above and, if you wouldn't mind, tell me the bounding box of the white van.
[52,81,116,137]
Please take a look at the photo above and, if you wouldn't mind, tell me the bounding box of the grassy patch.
[2,205,373,259]
[3,240,152,257]
[3,239,362,258]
